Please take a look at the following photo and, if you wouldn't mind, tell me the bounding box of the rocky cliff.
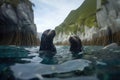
[0,0,39,46]
[55,0,120,46]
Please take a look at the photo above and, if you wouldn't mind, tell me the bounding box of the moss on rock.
[0,0,34,8]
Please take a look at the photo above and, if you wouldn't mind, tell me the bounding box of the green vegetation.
[101,0,108,5]
[0,0,34,8]
[55,0,97,35]
[5,0,19,7]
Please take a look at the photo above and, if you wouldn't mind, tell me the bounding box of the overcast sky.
[31,0,84,32]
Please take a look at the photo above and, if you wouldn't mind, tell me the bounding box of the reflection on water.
[0,46,120,80]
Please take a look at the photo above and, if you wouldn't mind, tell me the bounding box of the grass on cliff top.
[55,0,97,34]
[64,0,96,25]
[102,0,108,5]
[0,0,34,8]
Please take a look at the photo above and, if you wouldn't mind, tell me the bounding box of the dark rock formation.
[69,36,83,53]
[0,0,39,46]
[39,29,56,52]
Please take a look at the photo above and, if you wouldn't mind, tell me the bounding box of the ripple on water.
[0,46,120,80]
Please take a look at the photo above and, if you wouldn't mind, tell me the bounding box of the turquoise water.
[0,46,120,80]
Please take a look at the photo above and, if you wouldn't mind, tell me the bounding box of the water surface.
[0,46,120,80]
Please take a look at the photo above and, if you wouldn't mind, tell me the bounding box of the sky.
[31,0,84,32]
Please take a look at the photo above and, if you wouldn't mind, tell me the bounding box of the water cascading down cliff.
[0,0,39,46]
[55,0,120,46]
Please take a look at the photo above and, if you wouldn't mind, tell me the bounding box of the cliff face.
[0,0,39,46]
[94,0,120,45]
[55,0,120,45]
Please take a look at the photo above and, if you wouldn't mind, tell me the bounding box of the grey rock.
[103,43,118,49]
[96,0,120,33]
[0,0,38,45]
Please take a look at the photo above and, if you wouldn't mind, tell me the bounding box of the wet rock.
[103,43,118,49]
[0,0,39,46]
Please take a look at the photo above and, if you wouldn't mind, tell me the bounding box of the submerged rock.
[0,46,29,59]
[84,46,120,66]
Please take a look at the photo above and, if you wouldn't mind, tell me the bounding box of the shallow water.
[0,46,120,80]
